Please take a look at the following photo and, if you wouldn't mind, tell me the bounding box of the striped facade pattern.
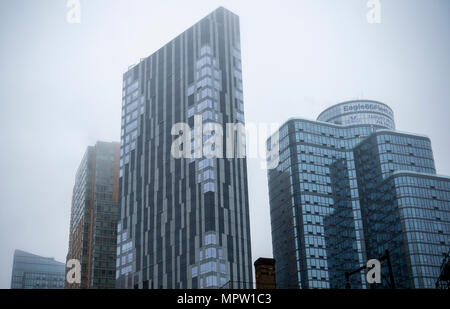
[116,7,252,289]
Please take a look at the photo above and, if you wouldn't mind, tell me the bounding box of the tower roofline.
[317,99,394,121]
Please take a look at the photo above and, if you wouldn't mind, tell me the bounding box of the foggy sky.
[0,0,449,288]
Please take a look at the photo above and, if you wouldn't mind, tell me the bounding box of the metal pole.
[385,249,396,289]
[345,272,351,289]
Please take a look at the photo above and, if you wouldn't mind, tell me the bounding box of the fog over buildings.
[0,0,449,288]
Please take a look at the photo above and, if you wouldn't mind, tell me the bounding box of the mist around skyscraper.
[1,0,449,303]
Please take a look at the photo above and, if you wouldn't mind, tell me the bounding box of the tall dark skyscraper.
[66,141,120,289]
[267,100,450,289]
[11,250,66,289]
[116,7,252,289]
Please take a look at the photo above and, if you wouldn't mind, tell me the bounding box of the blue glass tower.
[354,131,450,288]
[11,250,66,289]
[267,100,450,289]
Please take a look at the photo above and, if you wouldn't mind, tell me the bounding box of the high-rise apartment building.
[267,100,450,289]
[116,7,252,289]
[11,250,66,289]
[66,141,120,289]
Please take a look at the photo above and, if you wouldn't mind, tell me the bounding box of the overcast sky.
[0,0,449,288]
